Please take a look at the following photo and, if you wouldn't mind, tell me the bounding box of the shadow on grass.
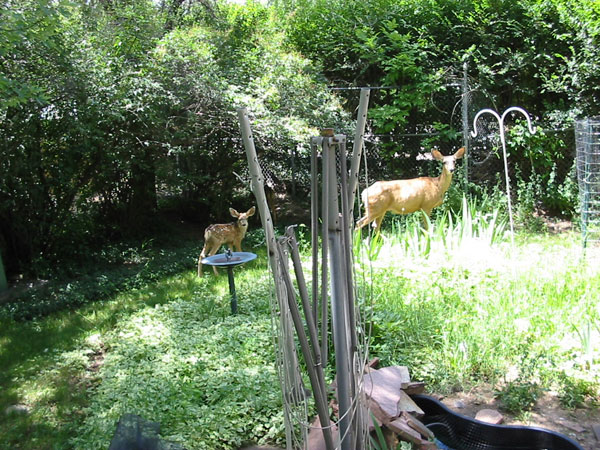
[0,244,271,449]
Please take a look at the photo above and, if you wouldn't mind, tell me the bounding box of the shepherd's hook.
[471,107,536,246]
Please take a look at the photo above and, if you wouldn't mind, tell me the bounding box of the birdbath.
[201,250,257,314]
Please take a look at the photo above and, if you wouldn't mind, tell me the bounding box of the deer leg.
[356,212,375,230]
[372,213,386,234]
[210,244,221,275]
[198,243,209,277]
[208,244,220,275]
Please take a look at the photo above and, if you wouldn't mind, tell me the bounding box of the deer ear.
[431,150,444,161]
[246,206,256,217]
[455,147,465,159]
[230,208,240,218]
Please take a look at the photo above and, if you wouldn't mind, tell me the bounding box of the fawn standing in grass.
[198,206,256,276]
[356,147,465,232]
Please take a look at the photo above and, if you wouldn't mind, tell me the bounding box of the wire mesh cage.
[575,118,600,247]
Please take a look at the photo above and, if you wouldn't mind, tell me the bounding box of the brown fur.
[356,148,465,232]
[198,206,256,276]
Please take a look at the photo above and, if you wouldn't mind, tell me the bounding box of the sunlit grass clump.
[355,197,599,414]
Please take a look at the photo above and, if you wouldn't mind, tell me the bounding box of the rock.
[592,423,600,441]
[307,415,338,450]
[453,400,465,409]
[5,404,29,416]
[364,366,423,420]
[557,418,585,433]
[475,409,504,425]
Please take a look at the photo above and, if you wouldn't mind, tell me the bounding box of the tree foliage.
[278,0,599,216]
[281,0,600,122]
[0,0,350,276]
[2,0,599,275]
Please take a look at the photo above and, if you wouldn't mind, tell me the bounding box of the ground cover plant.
[1,207,599,449]
[1,235,287,450]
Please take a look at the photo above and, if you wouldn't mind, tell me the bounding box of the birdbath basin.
[201,251,257,314]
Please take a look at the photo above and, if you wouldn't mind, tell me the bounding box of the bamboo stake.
[276,240,335,450]
[238,109,334,450]
[286,226,323,372]
[310,140,319,325]
[348,88,370,217]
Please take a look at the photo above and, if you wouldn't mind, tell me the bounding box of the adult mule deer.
[356,147,465,232]
[198,206,256,276]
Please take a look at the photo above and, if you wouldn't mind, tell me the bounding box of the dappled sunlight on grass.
[1,243,280,450]
[355,216,600,399]
[1,224,596,449]
[72,279,283,450]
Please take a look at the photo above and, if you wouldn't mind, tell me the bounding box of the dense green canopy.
[1,0,598,275]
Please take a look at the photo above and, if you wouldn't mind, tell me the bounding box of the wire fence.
[257,65,579,221]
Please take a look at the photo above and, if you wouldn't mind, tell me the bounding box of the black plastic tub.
[411,394,583,450]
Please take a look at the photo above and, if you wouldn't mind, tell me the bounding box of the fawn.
[356,147,465,232]
[198,207,256,276]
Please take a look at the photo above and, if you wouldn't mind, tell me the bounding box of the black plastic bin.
[411,394,583,450]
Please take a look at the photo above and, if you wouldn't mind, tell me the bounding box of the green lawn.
[1,224,598,449]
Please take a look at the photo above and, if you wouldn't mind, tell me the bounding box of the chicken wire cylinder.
[575,118,600,247]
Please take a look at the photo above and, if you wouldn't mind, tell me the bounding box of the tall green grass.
[355,198,599,409]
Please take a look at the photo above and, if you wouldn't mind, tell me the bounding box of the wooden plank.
[403,381,426,395]
[387,418,422,445]
[397,391,424,416]
[402,412,435,440]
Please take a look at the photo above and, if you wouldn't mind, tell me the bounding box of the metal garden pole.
[338,138,357,353]
[324,134,354,450]
[471,107,536,246]
[338,135,365,450]
[348,88,371,216]
[226,266,238,314]
[462,61,470,188]
[311,139,320,325]
[316,133,330,366]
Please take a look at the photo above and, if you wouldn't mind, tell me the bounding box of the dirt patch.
[435,384,600,449]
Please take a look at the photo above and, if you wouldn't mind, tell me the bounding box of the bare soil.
[434,384,600,450]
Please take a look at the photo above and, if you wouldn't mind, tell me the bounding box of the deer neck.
[236,221,248,235]
[436,167,453,195]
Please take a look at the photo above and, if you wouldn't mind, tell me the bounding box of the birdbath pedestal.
[201,250,257,314]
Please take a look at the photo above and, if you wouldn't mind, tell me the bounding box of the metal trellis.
[575,118,600,248]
